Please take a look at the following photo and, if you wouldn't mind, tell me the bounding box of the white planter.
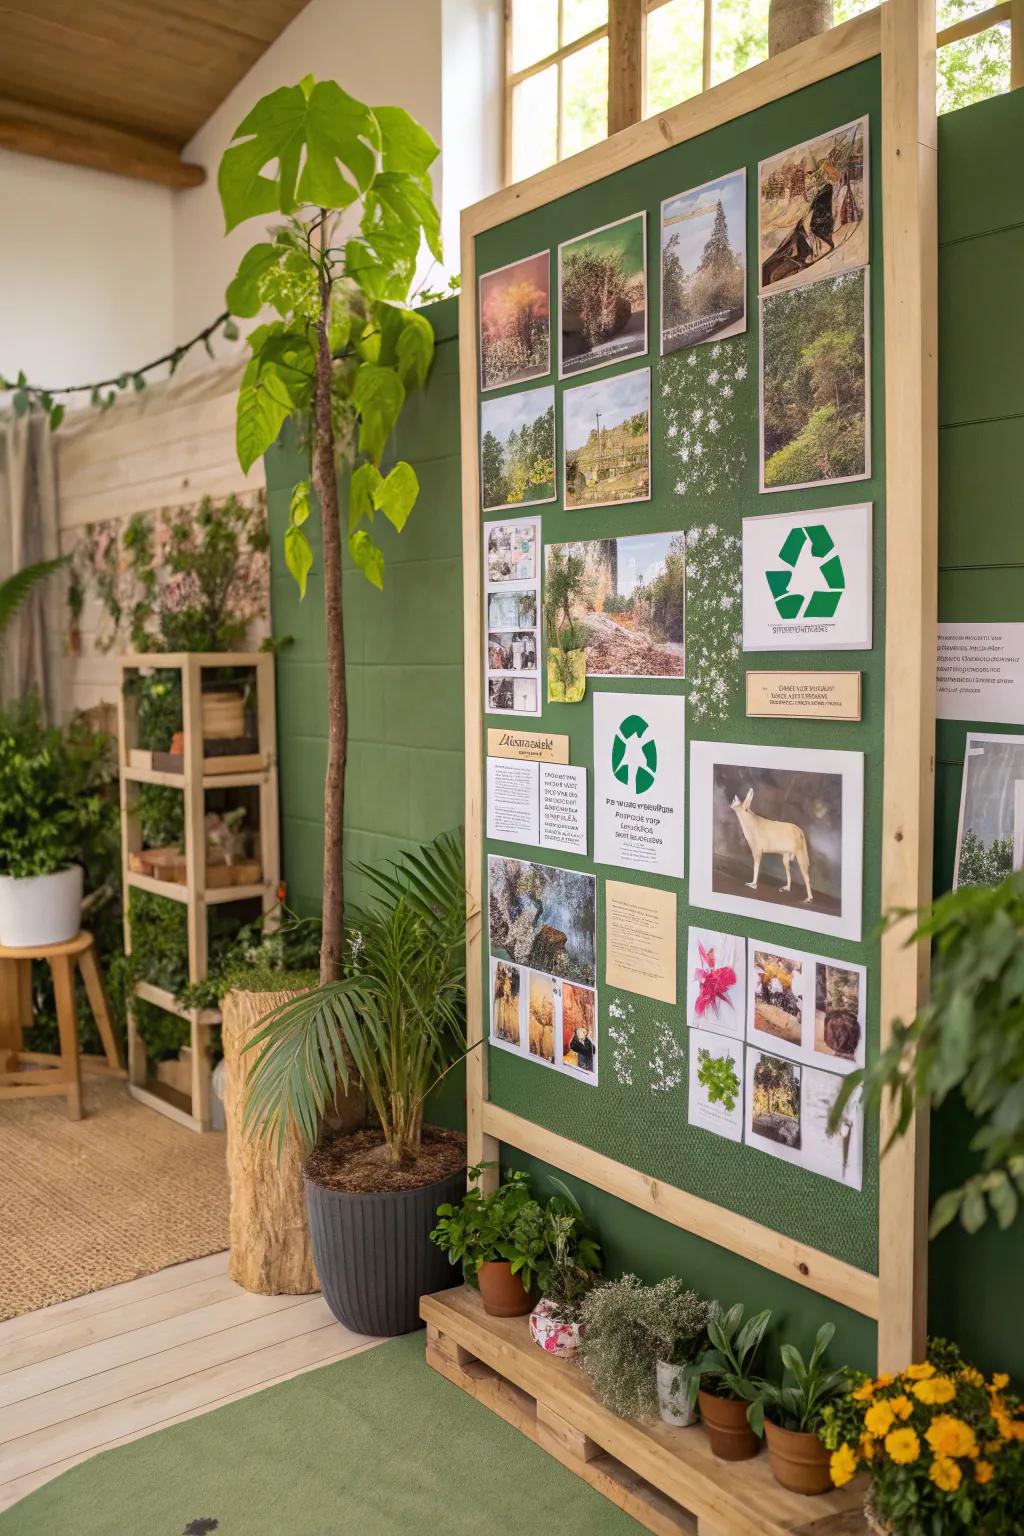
[0,865,83,948]
[656,1357,698,1427]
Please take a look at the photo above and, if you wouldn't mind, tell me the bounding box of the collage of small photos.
[480,116,875,1181]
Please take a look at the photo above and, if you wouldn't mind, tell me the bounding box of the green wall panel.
[264,89,1024,1379]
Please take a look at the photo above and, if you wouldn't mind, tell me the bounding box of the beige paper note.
[605,880,677,1005]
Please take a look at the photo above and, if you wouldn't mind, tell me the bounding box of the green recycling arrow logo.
[611,713,657,795]
[765,524,846,620]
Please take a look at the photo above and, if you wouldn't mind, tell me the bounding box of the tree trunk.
[222,988,319,1295]
[312,220,347,986]
[768,0,833,56]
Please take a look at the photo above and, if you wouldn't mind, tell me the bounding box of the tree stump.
[222,987,319,1295]
[769,0,833,56]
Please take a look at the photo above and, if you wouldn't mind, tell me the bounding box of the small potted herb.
[695,1302,772,1460]
[431,1167,544,1316]
[650,1282,718,1427]
[528,1194,602,1357]
[748,1323,851,1495]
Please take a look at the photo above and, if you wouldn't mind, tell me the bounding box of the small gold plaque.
[745,671,862,721]
[487,728,570,764]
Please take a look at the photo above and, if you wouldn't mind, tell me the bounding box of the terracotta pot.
[698,1388,761,1461]
[764,1419,833,1495]
[477,1260,532,1317]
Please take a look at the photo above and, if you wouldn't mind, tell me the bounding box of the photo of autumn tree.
[760,268,869,491]
[662,169,746,353]
[751,1053,802,1149]
[480,387,556,511]
[479,250,551,391]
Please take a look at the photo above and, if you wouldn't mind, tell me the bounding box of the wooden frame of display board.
[461,0,937,1371]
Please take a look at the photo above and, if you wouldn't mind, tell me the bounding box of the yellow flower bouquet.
[820,1342,1024,1535]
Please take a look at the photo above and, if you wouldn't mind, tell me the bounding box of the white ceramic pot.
[529,1297,585,1357]
[656,1357,698,1427]
[0,865,83,948]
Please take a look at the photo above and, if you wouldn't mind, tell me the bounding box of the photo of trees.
[563,369,651,509]
[760,268,869,491]
[559,213,647,376]
[662,169,746,353]
[481,387,556,512]
[751,1053,802,1149]
[479,251,550,391]
[954,734,1024,889]
[545,533,685,685]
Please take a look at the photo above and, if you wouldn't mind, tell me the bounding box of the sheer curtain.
[0,411,61,719]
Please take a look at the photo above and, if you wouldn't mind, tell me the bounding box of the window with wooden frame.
[505,0,1023,185]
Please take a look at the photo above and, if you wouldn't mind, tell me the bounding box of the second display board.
[477,60,885,1276]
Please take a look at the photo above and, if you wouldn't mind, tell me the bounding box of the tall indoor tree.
[218,78,441,981]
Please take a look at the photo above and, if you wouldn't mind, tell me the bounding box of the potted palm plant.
[747,1322,851,1495]
[695,1302,773,1461]
[243,830,470,1335]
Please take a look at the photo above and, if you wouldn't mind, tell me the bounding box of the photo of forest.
[479,251,550,391]
[760,269,869,492]
[481,387,556,511]
[488,856,596,987]
[560,213,647,376]
[563,369,651,509]
[662,169,746,353]
[545,533,685,683]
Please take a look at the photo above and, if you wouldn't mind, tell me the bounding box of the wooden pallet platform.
[421,1287,867,1536]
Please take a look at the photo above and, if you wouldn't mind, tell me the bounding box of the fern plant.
[0,558,67,647]
[242,830,471,1166]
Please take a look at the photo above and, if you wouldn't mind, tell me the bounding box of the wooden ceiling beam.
[0,97,205,189]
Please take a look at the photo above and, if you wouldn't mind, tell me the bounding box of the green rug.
[1,1334,643,1535]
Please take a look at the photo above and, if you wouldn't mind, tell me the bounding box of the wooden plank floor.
[0,1252,379,1513]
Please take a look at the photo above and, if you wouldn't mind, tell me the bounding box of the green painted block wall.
[265,90,1024,1376]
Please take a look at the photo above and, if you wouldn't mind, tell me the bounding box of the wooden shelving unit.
[117,652,280,1131]
[422,1287,866,1536]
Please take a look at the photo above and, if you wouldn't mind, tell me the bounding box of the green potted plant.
[695,1302,773,1461]
[747,1322,851,1495]
[0,697,114,947]
[821,1340,1024,1534]
[526,1191,602,1355]
[243,831,470,1334]
[431,1167,545,1317]
[578,1275,715,1423]
[650,1283,719,1428]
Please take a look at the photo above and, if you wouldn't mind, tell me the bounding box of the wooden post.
[609,0,645,133]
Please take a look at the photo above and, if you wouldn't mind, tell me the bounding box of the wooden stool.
[0,931,125,1120]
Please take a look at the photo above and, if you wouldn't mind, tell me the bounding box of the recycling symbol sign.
[611,713,657,795]
[765,524,846,620]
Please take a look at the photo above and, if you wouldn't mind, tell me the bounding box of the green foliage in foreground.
[830,872,1024,1238]
[0,696,116,880]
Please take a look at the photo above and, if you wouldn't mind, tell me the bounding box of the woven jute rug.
[0,1076,229,1321]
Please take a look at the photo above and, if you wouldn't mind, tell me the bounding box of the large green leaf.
[352,363,405,463]
[236,361,293,474]
[377,461,418,532]
[348,461,382,532]
[226,243,280,317]
[349,528,385,589]
[375,106,439,177]
[395,309,434,391]
[219,79,379,232]
[0,557,68,643]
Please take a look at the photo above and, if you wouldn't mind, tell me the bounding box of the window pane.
[512,66,558,180]
[562,38,609,158]
[562,0,608,47]
[645,0,703,118]
[938,0,1002,22]
[711,0,769,87]
[938,23,1010,114]
[511,0,558,72]
[833,0,880,21]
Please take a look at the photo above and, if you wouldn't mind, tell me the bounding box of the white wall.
[174,0,447,344]
[0,150,174,388]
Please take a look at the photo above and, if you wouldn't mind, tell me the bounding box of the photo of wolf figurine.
[688,740,864,942]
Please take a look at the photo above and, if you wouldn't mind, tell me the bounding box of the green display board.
[477,59,885,1275]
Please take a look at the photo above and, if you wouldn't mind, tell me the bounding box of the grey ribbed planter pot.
[305,1164,465,1336]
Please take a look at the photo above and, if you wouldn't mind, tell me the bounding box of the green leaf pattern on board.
[684,522,742,725]
[660,337,751,499]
